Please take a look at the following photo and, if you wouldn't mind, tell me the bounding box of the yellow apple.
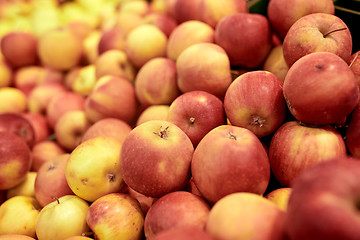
[265,187,292,211]
[0,87,27,114]
[6,171,37,199]
[70,64,97,96]
[136,105,170,126]
[0,234,36,240]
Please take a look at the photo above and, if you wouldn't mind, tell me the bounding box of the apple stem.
[322,27,347,38]
[349,51,360,69]
[51,196,60,204]
[153,126,169,139]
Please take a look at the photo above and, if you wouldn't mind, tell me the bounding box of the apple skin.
[149,226,214,240]
[172,0,202,24]
[136,105,170,126]
[167,90,226,146]
[265,187,292,211]
[144,191,210,239]
[86,193,144,240]
[349,50,360,87]
[267,0,335,39]
[63,237,93,240]
[0,196,41,238]
[166,20,214,61]
[215,13,272,69]
[65,136,125,202]
[285,157,360,240]
[6,171,37,199]
[224,70,286,138]
[0,59,12,88]
[0,132,32,190]
[191,125,271,204]
[120,120,194,198]
[21,112,51,144]
[142,12,178,38]
[97,26,126,55]
[30,140,67,172]
[0,234,36,240]
[206,192,287,240]
[269,121,348,187]
[0,87,27,114]
[176,42,232,100]
[128,187,157,215]
[283,13,353,67]
[35,195,90,240]
[345,103,360,158]
[135,57,180,106]
[283,52,359,125]
[262,45,289,82]
[34,153,74,207]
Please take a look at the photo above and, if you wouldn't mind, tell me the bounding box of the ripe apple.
[142,12,177,38]
[86,193,144,240]
[269,121,348,187]
[267,0,335,39]
[191,125,270,204]
[97,26,126,55]
[285,157,360,240]
[0,132,32,190]
[262,45,289,82]
[144,191,210,238]
[128,187,157,215]
[0,59,12,88]
[172,0,202,23]
[30,140,67,172]
[70,64,97,97]
[120,120,194,198]
[82,29,101,64]
[166,20,214,61]
[114,12,144,36]
[6,171,37,199]
[65,136,125,202]
[167,90,226,146]
[136,105,170,126]
[0,235,36,240]
[176,42,232,100]
[135,57,180,106]
[64,237,93,240]
[283,13,353,67]
[283,52,359,125]
[206,192,286,240]
[21,112,51,144]
[0,87,27,114]
[345,103,360,158]
[149,226,214,240]
[34,153,74,207]
[349,50,360,87]
[36,195,90,240]
[265,187,292,211]
[215,13,272,69]
[224,70,286,138]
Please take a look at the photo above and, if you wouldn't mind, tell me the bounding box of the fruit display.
[1,0,360,239]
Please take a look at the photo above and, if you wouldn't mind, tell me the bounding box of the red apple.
[285,156,360,240]
[142,12,178,38]
[144,191,210,238]
[149,226,214,240]
[349,50,360,87]
[21,112,51,144]
[31,140,67,172]
[283,52,359,125]
[191,125,270,204]
[283,13,353,67]
[172,0,202,23]
[346,103,360,158]
[167,90,226,146]
[97,26,126,55]
[224,70,286,138]
[269,121,348,187]
[215,13,272,69]
[120,120,194,198]
[128,187,157,215]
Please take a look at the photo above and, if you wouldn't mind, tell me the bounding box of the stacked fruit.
[0,0,360,240]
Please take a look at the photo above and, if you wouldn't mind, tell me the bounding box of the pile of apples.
[1,0,360,239]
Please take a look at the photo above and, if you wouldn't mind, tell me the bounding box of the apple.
[167,90,226,146]
[21,112,51,144]
[120,120,194,198]
[36,195,90,240]
[283,13,353,67]
[135,57,180,106]
[127,187,157,215]
[65,136,125,202]
[136,105,170,126]
[70,64,97,97]
[0,31,38,69]
[64,237,93,240]
[285,157,360,240]
[176,42,232,100]
[349,50,360,87]
[0,235,36,240]
[84,75,139,125]
[224,70,286,138]
[269,121,348,187]
[267,0,335,39]
[283,52,359,125]
[172,0,202,24]
[166,20,214,61]
[149,226,214,240]
[124,24,167,69]
[97,26,126,55]
[0,196,41,238]
[113,12,144,36]
[30,140,67,172]
[81,117,132,144]
[6,171,37,199]
[86,193,144,240]
[118,0,150,16]
[345,103,360,158]
[142,12,177,38]
[215,13,272,69]
[144,191,210,238]
[265,187,292,211]
[206,192,286,240]
[191,125,270,204]
[0,59,12,88]
[0,87,27,114]
[82,29,101,64]
[34,153,74,207]
[262,45,289,82]
[54,110,92,151]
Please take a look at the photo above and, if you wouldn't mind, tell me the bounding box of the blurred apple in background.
[0,59,12,88]
[0,234,36,240]
[224,70,286,138]
[21,112,51,144]
[283,13,353,67]
[0,196,41,238]
[267,0,335,39]
[269,121,348,187]
[65,136,125,202]
[167,90,226,146]
[64,237,93,240]
[166,20,214,61]
[346,103,360,158]
[0,87,27,114]
[191,125,270,204]
[69,64,97,97]
[97,26,126,55]
[36,195,90,240]
[262,45,289,82]
[265,187,292,211]
[30,140,66,172]
[144,191,210,239]
[82,29,101,64]
[142,12,177,38]
[150,226,213,240]
[136,104,170,126]
[176,42,232,100]
[135,57,180,106]
[172,0,202,24]
[349,50,360,87]
[283,52,358,125]
[120,120,194,198]
[6,171,37,199]
[86,193,144,240]
[215,13,272,69]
